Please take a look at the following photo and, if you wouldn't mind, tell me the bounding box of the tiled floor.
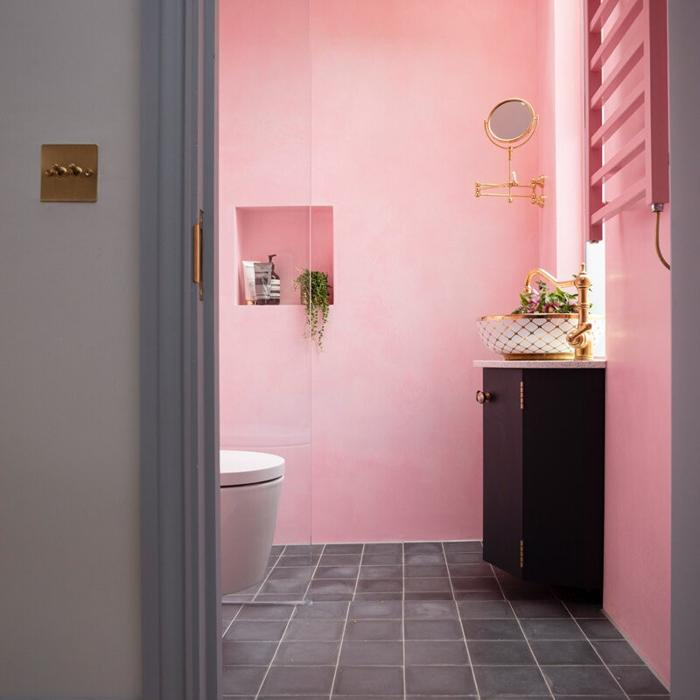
[221,541,668,699]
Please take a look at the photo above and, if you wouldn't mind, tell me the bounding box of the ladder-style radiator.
[584,0,669,242]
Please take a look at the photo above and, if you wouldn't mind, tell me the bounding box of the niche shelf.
[236,205,334,306]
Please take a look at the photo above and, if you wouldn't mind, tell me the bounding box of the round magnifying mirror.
[485,98,537,146]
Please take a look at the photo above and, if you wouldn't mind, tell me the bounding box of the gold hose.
[654,209,671,271]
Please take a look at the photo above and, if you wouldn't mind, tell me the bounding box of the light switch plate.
[41,144,98,202]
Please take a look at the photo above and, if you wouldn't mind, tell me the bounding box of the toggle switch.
[41,144,98,202]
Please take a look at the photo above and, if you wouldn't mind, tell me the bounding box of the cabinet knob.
[476,390,492,404]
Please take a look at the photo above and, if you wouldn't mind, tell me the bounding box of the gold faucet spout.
[523,263,594,360]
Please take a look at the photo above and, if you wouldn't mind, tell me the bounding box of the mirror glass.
[487,99,535,143]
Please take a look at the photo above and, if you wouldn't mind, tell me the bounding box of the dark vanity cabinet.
[479,367,605,592]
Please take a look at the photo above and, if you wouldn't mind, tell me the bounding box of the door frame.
[140,1,219,698]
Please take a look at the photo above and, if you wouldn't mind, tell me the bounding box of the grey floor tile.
[255,594,304,603]
[236,604,295,621]
[404,600,458,620]
[468,640,536,665]
[269,566,316,580]
[404,640,469,665]
[315,565,359,579]
[591,640,644,665]
[344,619,402,641]
[530,640,601,665]
[260,578,310,595]
[405,665,477,695]
[519,618,585,641]
[349,599,403,619]
[563,601,606,619]
[321,554,363,566]
[362,553,403,565]
[405,577,452,593]
[222,640,278,666]
[260,665,335,695]
[452,590,504,602]
[308,580,356,598]
[405,619,464,640]
[458,600,514,619]
[274,640,340,665]
[360,565,403,579]
[334,665,404,695]
[405,542,444,554]
[340,640,403,666]
[610,665,668,694]
[276,554,321,567]
[541,665,623,695]
[474,665,549,695]
[405,564,449,578]
[405,553,446,565]
[448,563,494,577]
[325,544,364,554]
[511,599,570,618]
[221,665,267,694]
[295,601,349,619]
[283,544,323,555]
[356,579,403,593]
[446,551,485,564]
[364,542,402,554]
[404,591,454,601]
[444,541,483,553]
[284,619,346,641]
[461,619,524,641]
[578,619,623,640]
[225,620,288,641]
[451,577,501,592]
[356,591,404,602]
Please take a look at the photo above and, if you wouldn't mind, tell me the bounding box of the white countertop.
[474,359,607,369]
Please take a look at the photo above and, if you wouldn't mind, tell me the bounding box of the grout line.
[401,542,406,700]
[559,598,632,700]
[250,545,286,602]
[220,601,243,640]
[329,543,364,699]
[442,542,481,700]
[252,543,326,700]
[489,563,555,700]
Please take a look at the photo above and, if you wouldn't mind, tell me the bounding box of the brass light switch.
[41,144,98,202]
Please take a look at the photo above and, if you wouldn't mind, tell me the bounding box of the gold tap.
[523,263,594,361]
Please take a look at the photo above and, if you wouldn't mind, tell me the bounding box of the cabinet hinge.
[192,209,204,301]
[519,539,525,568]
[519,381,524,410]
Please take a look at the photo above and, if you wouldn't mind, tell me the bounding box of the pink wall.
[219,0,540,543]
[596,3,671,684]
[537,0,585,279]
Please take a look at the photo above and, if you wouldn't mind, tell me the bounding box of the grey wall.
[670,1,700,698]
[0,1,141,698]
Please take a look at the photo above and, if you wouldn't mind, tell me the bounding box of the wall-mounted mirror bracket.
[474,98,545,208]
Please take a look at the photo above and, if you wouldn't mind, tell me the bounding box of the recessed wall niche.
[235,206,334,306]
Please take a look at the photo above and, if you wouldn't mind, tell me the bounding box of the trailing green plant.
[294,269,331,349]
[513,280,578,314]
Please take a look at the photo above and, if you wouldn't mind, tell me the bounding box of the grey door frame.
[140,0,219,698]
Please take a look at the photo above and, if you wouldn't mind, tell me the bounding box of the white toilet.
[219,450,285,595]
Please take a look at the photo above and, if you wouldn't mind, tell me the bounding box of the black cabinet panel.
[480,367,605,592]
[482,369,524,577]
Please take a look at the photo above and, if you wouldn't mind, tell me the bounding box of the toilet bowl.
[220,450,285,595]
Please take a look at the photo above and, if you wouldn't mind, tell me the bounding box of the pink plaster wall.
[596,4,671,684]
[537,0,585,279]
[219,0,540,543]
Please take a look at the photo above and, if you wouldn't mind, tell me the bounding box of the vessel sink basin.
[478,313,602,360]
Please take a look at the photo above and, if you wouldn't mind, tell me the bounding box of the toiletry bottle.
[268,254,281,305]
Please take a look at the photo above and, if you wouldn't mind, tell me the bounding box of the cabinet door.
[482,369,524,577]
[522,369,605,590]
